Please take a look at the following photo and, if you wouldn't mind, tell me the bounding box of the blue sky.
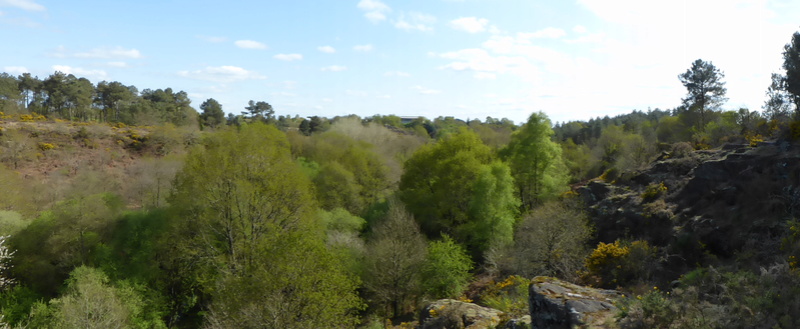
[2,0,800,124]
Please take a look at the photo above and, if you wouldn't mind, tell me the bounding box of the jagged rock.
[418,299,503,329]
[503,315,531,328]
[529,276,621,329]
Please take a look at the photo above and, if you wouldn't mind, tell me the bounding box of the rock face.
[418,299,503,329]
[528,276,621,329]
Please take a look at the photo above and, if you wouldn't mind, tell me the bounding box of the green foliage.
[500,112,568,210]
[400,128,519,259]
[199,98,225,129]
[421,235,473,299]
[641,182,668,202]
[24,266,165,328]
[481,276,530,318]
[169,122,362,327]
[679,59,728,131]
[584,240,657,288]
[302,131,391,215]
[783,31,800,113]
[319,207,366,233]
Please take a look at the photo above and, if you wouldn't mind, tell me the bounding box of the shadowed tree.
[678,59,728,131]
[199,98,225,129]
[783,31,800,114]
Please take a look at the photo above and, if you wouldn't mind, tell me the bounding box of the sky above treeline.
[1,0,799,124]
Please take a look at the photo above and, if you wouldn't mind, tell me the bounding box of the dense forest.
[0,30,800,329]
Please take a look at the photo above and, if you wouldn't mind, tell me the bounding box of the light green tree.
[168,122,361,328]
[400,128,519,258]
[500,112,568,211]
[421,235,473,299]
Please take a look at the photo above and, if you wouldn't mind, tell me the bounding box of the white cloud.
[321,65,347,72]
[282,80,297,89]
[3,66,28,75]
[177,65,266,83]
[357,0,391,23]
[473,72,496,80]
[395,12,436,32]
[354,44,374,52]
[518,27,566,39]
[322,98,333,102]
[273,53,303,61]
[197,35,227,43]
[384,71,410,77]
[377,94,392,99]
[105,61,128,68]
[318,46,336,53]
[573,25,588,33]
[0,0,45,11]
[449,17,489,33]
[51,65,107,80]
[346,89,368,97]
[234,40,267,49]
[70,46,142,59]
[412,85,441,95]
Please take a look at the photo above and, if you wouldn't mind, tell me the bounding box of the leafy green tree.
[140,88,197,126]
[421,235,473,299]
[0,73,20,113]
[400,128,519,259]
[17,73,41,111]
[36,266,164,329]
[500,112,568,211]
[678,59,728,131]
[763,73,792,122]
[96,81,135,122]
[242,100,274,122]
[299,118,311,135]
[199,98,225,129]
[783,31,800,113]
[168,122,361,327]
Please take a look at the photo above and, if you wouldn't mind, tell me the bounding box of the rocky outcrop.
[418,299,503,329]
[529,276,621,329]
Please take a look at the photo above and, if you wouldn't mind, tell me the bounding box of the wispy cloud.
[273,53,303,61]
[52,65,107,80]
[105,61,129,68]
[346,89,368,97]
[384,71,410,77]
[177,65,266,83]
[412,85,441,95]
[395,12,436,32]
[357,0,391,23]
[321,65,347,72]
[54,46,142,59]
[449,17,489,33]
[318,46,336,53]
[354,44,373,52]
[234,40,267,49]
[3,66,28,75]
[518,27,566,39]
[0,0,45,11]
[197,35,227,43]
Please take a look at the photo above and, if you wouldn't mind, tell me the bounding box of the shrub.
[641,182,668,201]
[421,235,473,299]
[584,240,657,288]
[480,275,530,317]
[36,143,55,152]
